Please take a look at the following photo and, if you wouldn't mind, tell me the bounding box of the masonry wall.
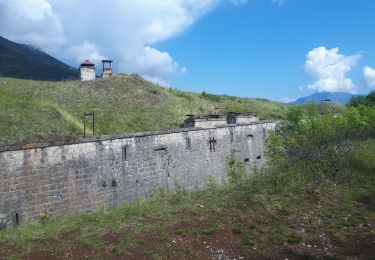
[0,121,275,229]
[236,116,258,124]
[80,67,96,81]
[194,118,228,128]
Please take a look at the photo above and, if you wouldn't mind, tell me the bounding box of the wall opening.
[230,131,234,143]
[186,137,191,150]
[14,213,19,226]
[244,158,250,162]
[247,134,254,138]
[122,146,127,161]
[257,155,262,160]
[154,147,167,152]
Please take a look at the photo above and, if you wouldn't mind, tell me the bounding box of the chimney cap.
[80,60,95,67]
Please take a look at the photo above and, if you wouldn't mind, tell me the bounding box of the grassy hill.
[0,36,79,81]
[0,75,290,143]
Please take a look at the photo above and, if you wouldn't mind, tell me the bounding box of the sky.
[0,0,374,102]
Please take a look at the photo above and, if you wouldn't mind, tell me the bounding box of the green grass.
[0,75,290,143]
[0,139,374,259]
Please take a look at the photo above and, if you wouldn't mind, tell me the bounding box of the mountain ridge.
[0,36,79,81]
[291,92,362,105]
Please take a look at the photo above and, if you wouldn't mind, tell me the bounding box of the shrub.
[227,150,246,184]
[266,104,375,181]
[201,91,222,102]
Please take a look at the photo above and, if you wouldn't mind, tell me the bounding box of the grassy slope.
[0,140,374,259]
[0,75,290,143]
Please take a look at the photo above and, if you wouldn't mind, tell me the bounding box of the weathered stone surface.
[0,122,275,228]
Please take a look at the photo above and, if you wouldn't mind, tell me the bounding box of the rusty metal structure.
[102,60,113,78]
[83,112,95,137]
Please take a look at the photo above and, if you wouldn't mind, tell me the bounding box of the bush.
[349,90,375,107]
[266,104,375,181]
[227,150,246,184]
[201,91,222,102]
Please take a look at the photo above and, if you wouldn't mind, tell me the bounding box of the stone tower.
[80,60,96,81]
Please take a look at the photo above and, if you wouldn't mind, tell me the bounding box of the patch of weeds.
[227,150,245,185]
[168,189,188,205]
[111,246,122,254]
[269,233,284,246]
[149,248,168,258]
[200,91,222,102]
[231,227,243,235]
[78,238,92,248]
[243,233,255,247]
[305,235,322,246]
[353,190,375,211]
[207,177,218,190]
[269,230,303,245]
[202,220,220,236]
[175,91,193,101]
[39,212,51,225]
[119,235,134,249]
[155,188,169,199]
[175,247,199,258]
[283,246,317,260]
[285,231,303,244]
[175,228,198,237]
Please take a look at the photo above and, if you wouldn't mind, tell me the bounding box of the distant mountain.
[291,92,361,105]
[0,36,79,81]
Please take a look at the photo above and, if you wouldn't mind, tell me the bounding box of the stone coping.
[0,120,276,153]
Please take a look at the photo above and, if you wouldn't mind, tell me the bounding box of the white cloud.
[281,97,295,103]
[304,46,361,93]
[118,46,178,84]
[272,0,287,6]
[65,41,107,65]
[364,66,375,89]
[0,0,65,53]
[1,0,243,84]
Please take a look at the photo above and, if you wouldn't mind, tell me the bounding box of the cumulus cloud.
[0,0,65,53]
[304,46,361,93]
[64,41,107,65]
[1,0,243,84]
[364,66,375,89]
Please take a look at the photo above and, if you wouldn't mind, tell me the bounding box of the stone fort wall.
[0,121,275,229]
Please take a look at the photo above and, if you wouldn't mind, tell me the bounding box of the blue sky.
[157,0,375,101]
[1,0,374,101]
